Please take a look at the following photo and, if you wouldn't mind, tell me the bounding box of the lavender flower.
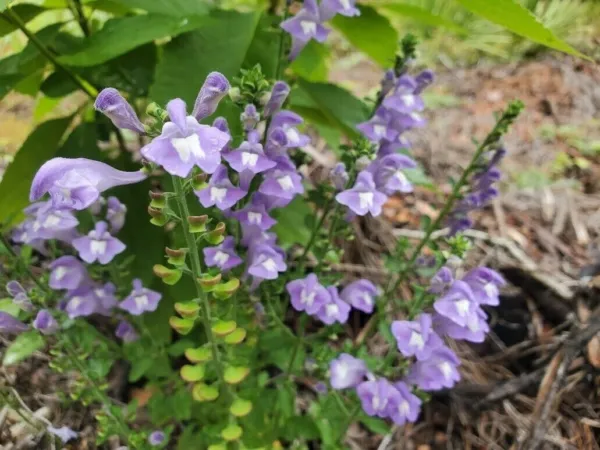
[258,166,304,206]
[429,266,454,294]
[232,197,277,231]
[223,138,276,177]
[433,280,478,327]
[65,287,97,319]
[368,153,416,195]
[390,382,421,425]
[415,69,435,94]
[93,282,118,314]
[391,313,443,360]
[339,279,378,313]
[29,202,79,240]
[433,309,489,343]
[148,430,166,446]
[119,279,162,315]
[94,88,145,134]
[247,244,287,280]
[47,425,78,443]
[280,0,330,59]
[356,378,398,418]
[406,346,461,391]
[315,287,351,325]
[196,165,247,211]
[264,81,290,117]
[141,98,230,177]
[33,310,59,335]
[30,158,147,210]
[203,237,243,272]
[329,353,367,389]
[286,273,330,315]
[49,256,90,291]
[6,281,33,312]
[241,104,260,131]
[270,111,310,148]
[0,312,28,334]
[192,72,230,121]
[72,221,126,264]
[357,108,399,143]
[330,162,349,191]
[106,196,126,233]
[115,320,139,342]
[320,0,360,20]
[383,76,424,114]
[462,267,504,306]
[335,171,387,217]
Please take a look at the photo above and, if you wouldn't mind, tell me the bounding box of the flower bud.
[228,87,241,103]
[153,264,182,285]
[205,222,226,245]
[149,191,166,209]
[148,206,168,226]
[146,102,168,122]
[95,88,145,134]
[169,316,195,335]
[165,247,187,266]
[192,72,230,121]
[188,215,208,233]
[192,173,208,191]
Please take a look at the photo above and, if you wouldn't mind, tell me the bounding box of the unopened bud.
[188,215,209,233]
[146,102,168,122]
[148,206,168,226]
[199,273,222,291]
[205,222,226,245]
[165,247,187,266]
[192,173,208,191]
[153,264,182,285]
[228,87,241,103]
[149,191,166,209]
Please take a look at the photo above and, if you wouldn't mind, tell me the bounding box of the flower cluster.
[447,147,506,235]
[335,69,435,218]
[281,0,360,60]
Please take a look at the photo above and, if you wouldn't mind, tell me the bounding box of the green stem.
[171,176,226,386]
[337,404,361,443]
[3,7,97,100]
[284,315,306,379]
[69,0,90,36]
[0,234,46,293]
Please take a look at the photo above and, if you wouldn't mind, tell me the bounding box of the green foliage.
[378,2,469,34]
[2,330,44,366]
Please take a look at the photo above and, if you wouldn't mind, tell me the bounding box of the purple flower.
[6,280,26,298]
[339,279,378,314]
[390,382,421,425]
[30,158,146,210]
[335,171,387,217]
[270,111,310,148]
[368,154,416,195]
[286,273,330,315]
[119,279,162,316]
[415,69,435,94]
[378,134,412,157]
[115,320,139,342]
[329,163,349,191]
[203,237,243,272]
[462,267,504,306]
[381,70,396,97]
[433,280,478,327]
[92,282,118,314]
[247,244,287,280]
[232,197,277,231]
[6,281,33,312]
[315,287,351,325]
[265,128,288,158]
[65,287,97,319]
[72,221,126,264]
[212,117,232,153]
[264,81,290,117]
[241,104,260,131]
[28,202,79,240]
[192,72,230,121]
[383,76,424,114]
[49,256,90,291]
[141,98,230,177]
[356,378,398,418]
[33,310,59,335]
[391,313,443,360]
[429,266,454,294]
[433,309,489,343]
[223,139,276,176]
[94,88,145,134]
[406,346,461,391]
[0,311,28,334]
[88,196,106,215]
[320,0,360,20]
[106,196,126,233]
[357,108,399,143]
[314,382,328,394]
[280,0,330,60]
[148,430,166,446]
[329,353,367,389]
[47,425,78,443]
[258,168,304,205]
[196,165,247,210]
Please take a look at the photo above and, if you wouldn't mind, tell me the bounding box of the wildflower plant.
[0,0,549,448]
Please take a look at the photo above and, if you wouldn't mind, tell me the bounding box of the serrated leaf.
[454,0,588,59]
[59,14,208,67]
[378,3,468,34]
[224,366,250,384]
[230,398,252,417]
[0,116,72,225]
[3,330,44,366]
[180,364,205,382]
[331,5,398,67]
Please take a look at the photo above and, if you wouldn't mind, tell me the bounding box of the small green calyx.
[192,173,208,191]
[199,273,222,291]
[148,206,168,226]
[153,264,182,285]
[205,222,226,245]
[221,424,243,441]
[224,366,250,385]
[174,301,200,318]
[224,327,246,345]
[192,383,219,402]
[188,215,208,233]
[212,320,237,337]
[180,364,205,382]
[185,346,212,363]
[169,316,195,335]
[149,191,166,209]
[165,247,187,266]
[146,102,168,122]
[212,278,240,300]
[230,398,252,417]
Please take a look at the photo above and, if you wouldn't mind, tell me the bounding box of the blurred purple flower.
[196,165,247,211]
[47,425,78,443]
[264,81,290,117]
[390,382,421,425]
[49,256,90,291]
[433,280,478,327]
[329,353,367,389]
[33,310,59,335]
[203,237,243,272]
[340,279,378,314]
[106,196,126,233]
[65,287,97,319]
[356,378,398,418]
[115,320,139,342]
[330,162,349,191]
[241,104,260,131]
[462,267,504,306]
[315,287,351,325]
[391,313,443,360]
[72,221,126,264]
[320,0,360,20]
[148,430,166,446]
[286,273,330,315]
[406,346,461,391]
[0,312,28,334]
[280,0,330,60]
[120,279,162,316]
[429,266,454,295]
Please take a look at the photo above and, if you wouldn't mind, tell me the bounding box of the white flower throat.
[210,187,227,203]
[90,240,107,255]
[277,175,294,191]
[359,192,374,208]
[300,21,316,36]
[171,134,205,162]
[241,152,258,167]
[248,212,262,224]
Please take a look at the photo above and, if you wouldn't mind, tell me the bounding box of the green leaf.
[331,5,398,67]
[59,14,208,67]
[212,320,237,337]
[112,0,209,16]
[0,116,72,225]
[292,79,370,138]
[3,331,44,366]
[378,3,469,34]
[180,364,205,382]
[224,366,250,384]
[360,415,391,435]
[230,398,252,417]
[221,424,243,441]
[272,196,311,247]
[289,40,328,82]
[0,4,46,37]
[150,10,270,106]
[129,357,153,382]
[454,0,588,59]
[0,298,20,316]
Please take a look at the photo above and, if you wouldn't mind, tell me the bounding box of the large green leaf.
[378,3,469,34]
[112,0,209,16]
[272,196,311,247]
[454,0,588,58]
[150,10,272,106]
[0,4,46,37]
[291,79,370,138]
[3,331,45,366]
[0,116,72,226]
[289,40,329,82]
[331,5,398,67]
[59,14,208,67]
